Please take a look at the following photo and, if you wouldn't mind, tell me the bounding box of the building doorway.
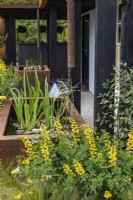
[81,10,95,126]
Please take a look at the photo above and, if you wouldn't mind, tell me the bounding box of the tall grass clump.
[11,70,42,131]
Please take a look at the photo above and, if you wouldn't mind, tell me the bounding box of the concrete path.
[81,91,94,126]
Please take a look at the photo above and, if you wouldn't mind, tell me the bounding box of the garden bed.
[15,65,50,91]
[0,99,85,162]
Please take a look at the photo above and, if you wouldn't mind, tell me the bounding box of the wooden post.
[67,0,75,69]
[94,0,117,131]
[0,16,6,58]
[37,8,41,65]
[67,0,75,91]
[0,16,5,36]
[5,16,16,65]
[47,7,57,79]
[71,0,81,112]
[38,0,47,8]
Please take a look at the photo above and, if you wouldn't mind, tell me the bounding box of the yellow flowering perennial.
[0,95,6,109]
[21,137,33,155]
[28,191,34,195]
[103,132,111,149]
[53,117,64,134]
[63,164,76,177]
[41,174,52,181]
[0,96,6,100]
[22,158,30,165]
[103,191,112,199]
[125,176,131,183]
[13,194,22,199]
[126,130,133,152]
[69,117,79,134]
[109,146,117,167]
[73,159,85,175]
[27,178,33,184]
[82,124,97,156]
[40,125,50,161]
[0,58,6,72]
[21,137,34,165]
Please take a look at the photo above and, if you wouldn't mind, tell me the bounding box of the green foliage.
[11,71,68,131]
[0,0,36,4]
[0,34,8,48]
[11,70,43,131]
[12,121,133,200]
[16,20,47,43]
[15,19,67,61]
[0,61,20,97]
[57,20,67,42]
[40,78,67,129]
[16,19,67,44]
[1,163,82,200]
[96,64,133,138]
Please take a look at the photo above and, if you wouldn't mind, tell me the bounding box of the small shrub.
[96,64,133,138]
[0,58,20,98]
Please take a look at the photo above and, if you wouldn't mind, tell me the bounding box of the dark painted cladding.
[71,0,82,113]
[18,43,48,65]
[94,0,117,130]
[0,0,94,20]
[18,42,67,78]
[47,7,57,79]
[5,16,16,65]
[121,0,133,66]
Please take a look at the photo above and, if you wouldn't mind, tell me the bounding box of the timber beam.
[38,0,48,8]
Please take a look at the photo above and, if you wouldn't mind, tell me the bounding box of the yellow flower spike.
[40,125,50,140]
[0,58,6,72]
[63,164,76,177]
[126,130,133,152]
[103,132,111,149]
[0,96,6,100]
[28,191,34,195]
[73,159,85,175]
[103,191,112,199]
[21,137,33,154]
[41,141,50,161]
[109,146,117,167]
[125,176,131,183]
[97,153,103,160]
[13,194,22,199]
[53,118,64,135]
[82,124,97,157]
[27,178,33,184]
[69,117,79,134]
[40,125,50,161]
[22,158,30,165]
[20,136,37,164]
[41,174,52,181]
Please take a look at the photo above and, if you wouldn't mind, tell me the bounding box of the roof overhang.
[0,0,48,9]
[38,0,48,8]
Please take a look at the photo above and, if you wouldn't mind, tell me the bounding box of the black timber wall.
[121,0,133,66]
[18,42,67,78]
[94,0,117,131]
[18,43,48,66]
